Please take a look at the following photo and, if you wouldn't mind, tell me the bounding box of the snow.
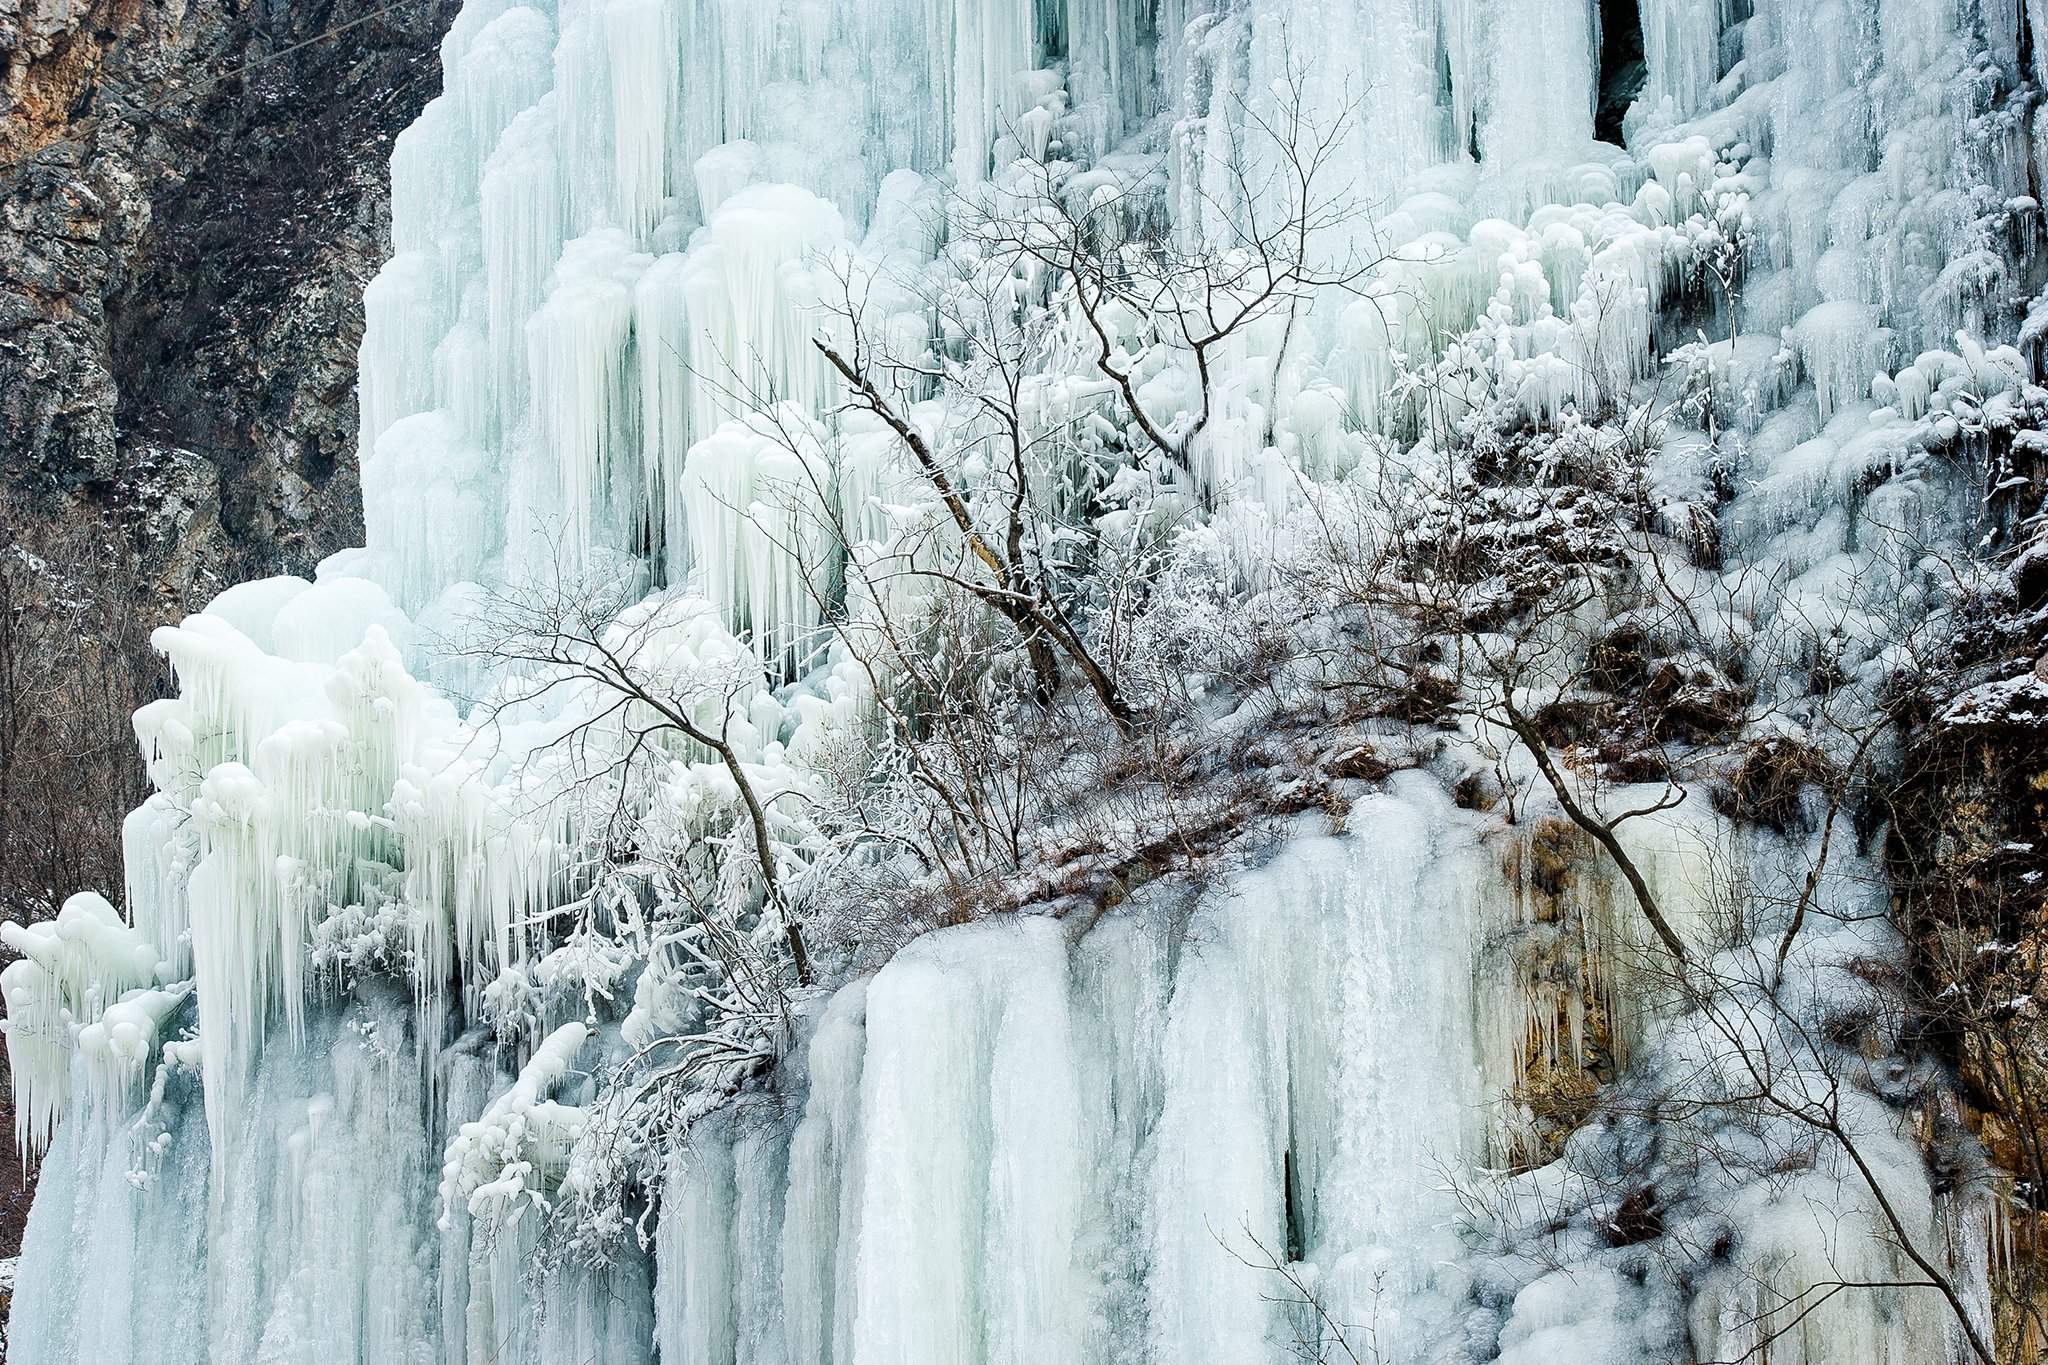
[440,1020,591,1225]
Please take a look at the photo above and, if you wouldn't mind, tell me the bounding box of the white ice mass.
[8,0,2045,1361]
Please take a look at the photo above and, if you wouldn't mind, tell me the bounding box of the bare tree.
[451,565,814,987]
[814,337,1135,724]
[0,501,162,928]
[1191,251,2021,1359]
[800,71,1389,729]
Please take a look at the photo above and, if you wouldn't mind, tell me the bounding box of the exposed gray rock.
[0,0,456,608]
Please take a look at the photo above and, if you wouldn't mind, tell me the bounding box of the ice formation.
[658,795,1493,1365]
[10,0,2045,1362]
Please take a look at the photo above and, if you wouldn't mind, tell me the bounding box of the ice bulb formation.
[10,0,2040,1362]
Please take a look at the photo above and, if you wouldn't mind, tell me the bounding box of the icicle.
[0,893,166,1158]
[482,97,569,441]
[1638,0,1728,126]
[358,252,448,458]
[1795,301,1893,421]
[522,226,652,570]
[1477,0,1597,171]
[931,0,1039,186]
[603,0,678,242]
[363,410,496,613]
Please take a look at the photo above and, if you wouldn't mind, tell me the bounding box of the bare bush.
[0,500,162,927]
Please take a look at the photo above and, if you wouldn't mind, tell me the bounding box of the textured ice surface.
[661,787,1491,1365]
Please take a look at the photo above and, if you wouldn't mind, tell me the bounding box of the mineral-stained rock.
[1895,718,2048,1359]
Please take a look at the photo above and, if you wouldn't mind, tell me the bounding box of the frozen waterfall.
[661,790,1491,1365]
[8,0,2041,1361]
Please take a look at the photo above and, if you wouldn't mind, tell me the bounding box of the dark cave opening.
[1282,1146,1305,1264]
[1596,0,1648,145]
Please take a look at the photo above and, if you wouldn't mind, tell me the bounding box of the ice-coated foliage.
[10,0,2046,1361]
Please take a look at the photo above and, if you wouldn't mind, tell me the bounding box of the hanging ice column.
[655,783,1495,1365]
[1635,0,1728,126]
[633,182,850,655]
[344,0,1054,639]
[1476,0,1599,171]
[324,0,2047,635]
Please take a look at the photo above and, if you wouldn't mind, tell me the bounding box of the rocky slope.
[0,0,456,1263]
[2,0,456,598]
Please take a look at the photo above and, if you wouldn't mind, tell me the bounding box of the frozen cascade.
[660,786,1493,1365]
[15,987,657,1365]
[8,0,2043,1360]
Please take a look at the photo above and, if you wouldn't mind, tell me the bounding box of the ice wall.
[13,986,656,1365]
[345,0,2042,649]
[6,788,1500,1365]
[662,786,1493,1365]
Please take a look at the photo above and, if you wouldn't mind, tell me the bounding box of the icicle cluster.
[1,894,173,1154]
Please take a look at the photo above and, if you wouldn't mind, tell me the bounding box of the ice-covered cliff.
[9,0,2048,1361]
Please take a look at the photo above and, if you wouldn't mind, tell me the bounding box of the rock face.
[0,0,455,1265]
[0,0,456,605]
